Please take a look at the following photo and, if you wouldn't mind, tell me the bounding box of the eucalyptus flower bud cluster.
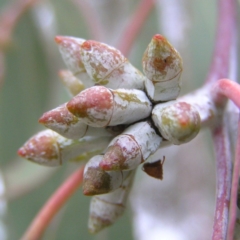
[18,34,202,233]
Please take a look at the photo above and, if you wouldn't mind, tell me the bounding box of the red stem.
[21,166,84,240]
[205,0,235,84]
[206,0,236,239]
[116,0,155,56]
[212,126,232,240]
[212,79,240,108]
[228,114,240,240]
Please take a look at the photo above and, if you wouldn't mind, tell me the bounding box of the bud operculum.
[152,101,201,145]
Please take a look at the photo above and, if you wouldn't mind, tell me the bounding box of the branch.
[20,165,84,240]
[228,114,240,240]
[205,0,236,84]
[203,0,237,239]
[116,0,155,56]
[212,125,232,240]
[212,79,240,108]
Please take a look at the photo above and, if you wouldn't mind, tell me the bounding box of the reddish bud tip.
[54,36,63,44]
[153,34,165,41]
[99,145,123,171]
[17,147,27,158]
[18,130,61,166]
[67,86,113,127]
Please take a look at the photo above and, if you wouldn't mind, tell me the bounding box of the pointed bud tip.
[153,34,165,41]
[38,113,47,124]
[17,147,26,158]
[54,36,63,44]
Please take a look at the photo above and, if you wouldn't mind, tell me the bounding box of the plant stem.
[228,114,240,239]
[212,79,240,108]
[116,0,155,56]
[212,125,232,240]
[20,165,84,240]
[205,0,236,84]
[204,0,236,239]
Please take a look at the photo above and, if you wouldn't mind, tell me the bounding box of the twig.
[205,0,235,84]
[20,165,84,240]
[116,0,155,56]
[206,0,236,239]
[228,114,240,240]
[212,125,232,240]
[212,79,240,108]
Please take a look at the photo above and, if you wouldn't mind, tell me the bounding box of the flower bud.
[58,69,84,96]
[55,36,93,88]
[67,86,152,127]
[142,34,183,102]
[83,155,131,196]
[18,129,112,166]
[80,40,145,89]
[152,101,201,145]
[100,121,162,171]
[88,170,135,233]
[39,103,114,139]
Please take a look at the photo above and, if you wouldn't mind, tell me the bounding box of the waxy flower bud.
[39,103,114,139]
[100,121,162,171]
[88,171,135,233]
[55,36,93,88]
[18,129,112,166]
[152,101,201,145]
[58,69,84,96]
[142,34,183,102]
[83,155,131,196]
[67,86,152,127]
[80,40,145,89]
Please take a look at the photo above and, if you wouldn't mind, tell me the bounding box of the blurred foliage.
[0,0,222,239]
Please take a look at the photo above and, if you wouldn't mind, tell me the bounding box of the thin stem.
[205,0,235,85]
[228,114,240,240]
[212,125,232,240]
[202,0,236,238]
[21,165,84,240]
[212,79,240,108]
[116,0,155,56]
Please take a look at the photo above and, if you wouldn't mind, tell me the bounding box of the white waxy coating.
[80,40,145,90]
[57,36,93,88]
[18,129,113,166]
[102,121,162,170]
[83,155,131,195]
[152,101,201,145]
[123,121,162,160]
[88,171,135,233]
[144,73,181,102]
[81,41,125,82]
[142,34,182,102]
[57,36,86,74]
[109,89,152,126]
[104,61,145,90]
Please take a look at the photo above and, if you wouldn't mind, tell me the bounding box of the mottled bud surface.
[143,34,183,102]
[152,101,201,144]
